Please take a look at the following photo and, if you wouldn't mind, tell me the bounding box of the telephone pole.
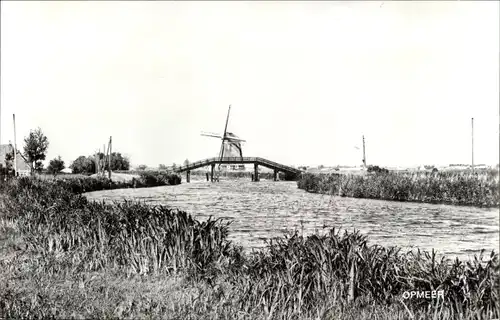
[362,135,366,168]
[108,136,112,180]
[471,118,474,172]
[108,136,113,180]
[13,114,17,175]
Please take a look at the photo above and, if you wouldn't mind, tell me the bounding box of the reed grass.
[1,177,228,277]
[229,230,499,319]
[36,171,181,194]
[297,170,499,207]
[0,177,498,319]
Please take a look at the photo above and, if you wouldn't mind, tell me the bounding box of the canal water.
[86,178,499,261]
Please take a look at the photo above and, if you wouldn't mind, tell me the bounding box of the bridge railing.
[176,157,303,173]
[176,158,216,171]
[255,157,302,173]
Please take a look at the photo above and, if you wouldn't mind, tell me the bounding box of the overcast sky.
[1,1,498,168]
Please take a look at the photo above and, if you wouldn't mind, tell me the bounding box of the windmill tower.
[201,105,246,173]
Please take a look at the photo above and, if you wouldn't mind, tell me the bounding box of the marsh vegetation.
[0,177,498,319]
[297,170,499,208]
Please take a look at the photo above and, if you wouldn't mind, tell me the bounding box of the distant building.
[0,144,31,176]
[60,168,72,174]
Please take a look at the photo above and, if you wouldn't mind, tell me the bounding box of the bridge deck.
[176,157,302,175]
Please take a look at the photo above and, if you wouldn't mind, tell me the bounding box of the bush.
[367,165,389,174]
[138,171,181,187]
[46,156,65,176]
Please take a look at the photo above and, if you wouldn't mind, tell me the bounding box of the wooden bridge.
[175,157,303,182]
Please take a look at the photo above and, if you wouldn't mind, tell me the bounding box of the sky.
[1,1,499,168]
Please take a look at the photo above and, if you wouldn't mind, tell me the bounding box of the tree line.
[2,127,130,176]
[5,127,194,176]
[70,152,129,174]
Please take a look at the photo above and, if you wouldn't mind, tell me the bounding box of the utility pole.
[471,118,474,172]
[362,135,366,169]
[103,143,106,176]
[108,136,112,180]
[13,114,17,175]
[95,150,99,174]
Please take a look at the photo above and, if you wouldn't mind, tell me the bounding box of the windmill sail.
[201,105,246,176]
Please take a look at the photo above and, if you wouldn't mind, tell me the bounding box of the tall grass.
[1,177,227,277]
[297,170,499,207]
[229,230,499,319]
[0,177,498,319]
[36,171,181,193]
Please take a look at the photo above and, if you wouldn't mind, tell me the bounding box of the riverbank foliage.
[0,177,498,319]
[297,170,499,207]
[38,171,181,193]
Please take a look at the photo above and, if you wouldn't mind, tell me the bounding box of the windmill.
[201,105,246,175]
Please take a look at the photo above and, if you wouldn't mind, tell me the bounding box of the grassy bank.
[39,171,182,193]
[0,177,498,319]
[297,170,499,207]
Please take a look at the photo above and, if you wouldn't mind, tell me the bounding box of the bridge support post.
[274,169,278,181]
[253,163,259,182]
[210,164,215,182]
[186,170,190,183]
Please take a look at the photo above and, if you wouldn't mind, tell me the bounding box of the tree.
[47,156,65,176]
[70,156,96,174]
[35,161,44,173]
[23,128,49,174]
[109,152,130,171]
[159,164,168,170]
[4,148,14,171]
[137,164,147,171]
[70,152,129,174]
[183,159,190,166]
[1,146,14,175]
